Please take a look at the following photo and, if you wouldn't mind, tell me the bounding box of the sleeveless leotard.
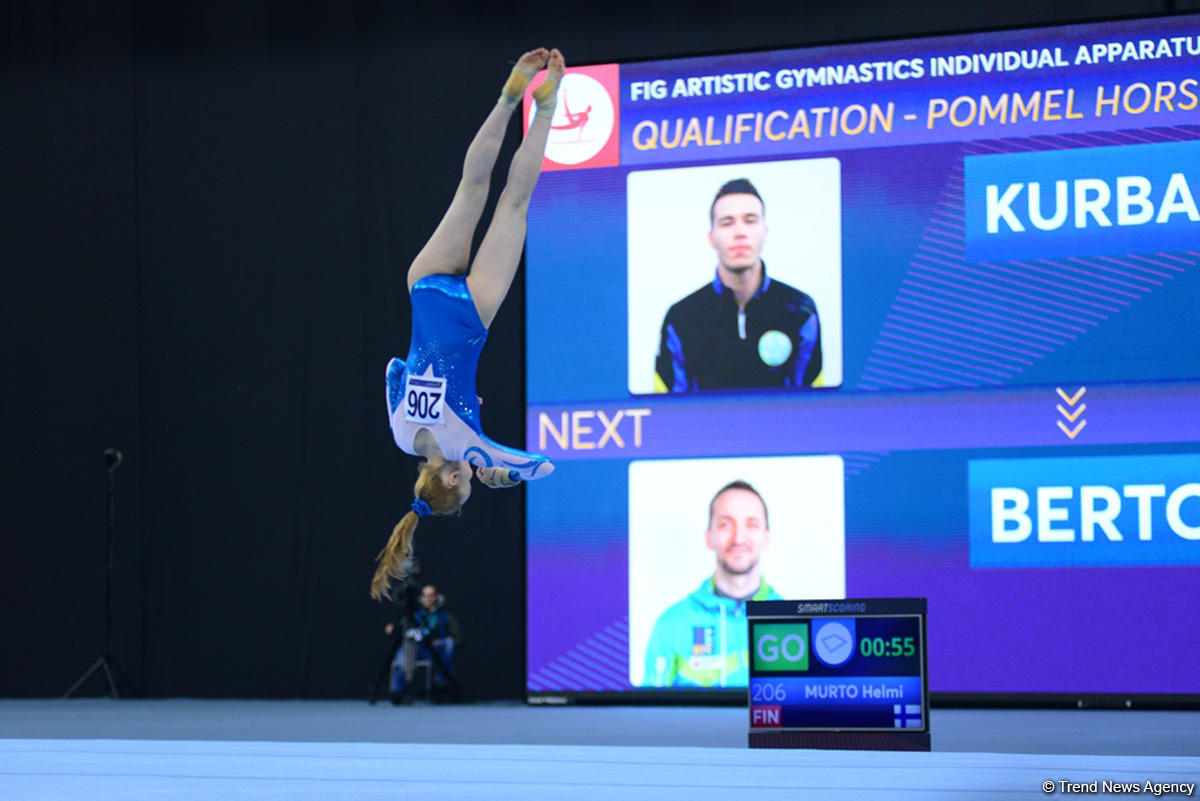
[386,274,553,481]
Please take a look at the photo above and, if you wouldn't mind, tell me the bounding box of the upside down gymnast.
[371,48,564,600]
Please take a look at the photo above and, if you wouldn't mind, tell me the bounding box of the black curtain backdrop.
[1,0,1183,699]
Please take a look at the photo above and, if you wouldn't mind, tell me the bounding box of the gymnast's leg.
[406,48,549,292]
[466,48,563,328]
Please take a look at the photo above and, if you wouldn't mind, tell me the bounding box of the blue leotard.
[386,274,554,481]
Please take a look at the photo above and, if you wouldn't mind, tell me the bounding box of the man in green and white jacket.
[643,480,782,688]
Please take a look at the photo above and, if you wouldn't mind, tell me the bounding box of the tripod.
[369,578,463,703]
[62,449,138,698]
[370,626,464,703]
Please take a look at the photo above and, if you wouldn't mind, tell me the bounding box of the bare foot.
[501,48,550,103]
[516,48,550,76]
[533,48,565,104]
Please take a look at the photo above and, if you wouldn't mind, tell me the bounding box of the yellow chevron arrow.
[1057,419,1087,439]
[1056,403,1087,422]
[1056,386,1087,406]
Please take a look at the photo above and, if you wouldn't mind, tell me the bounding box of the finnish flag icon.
[894,704,923,728]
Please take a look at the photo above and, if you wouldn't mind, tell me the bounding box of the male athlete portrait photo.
[642,479,782,688]
[655,178,822,392]
[625,159,843,395]
[627,455,846,689]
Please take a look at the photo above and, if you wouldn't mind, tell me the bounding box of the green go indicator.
[753,623,809,671]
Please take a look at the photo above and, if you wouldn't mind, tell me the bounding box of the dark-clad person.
[386,584,462,698]
[654,178,823,392]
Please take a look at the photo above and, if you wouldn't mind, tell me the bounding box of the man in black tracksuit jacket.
[654,178,823,392]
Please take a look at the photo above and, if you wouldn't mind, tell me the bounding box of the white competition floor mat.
[2,701,1197,799]
[2,738,1197,800]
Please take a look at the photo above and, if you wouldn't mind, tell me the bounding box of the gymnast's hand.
[476,466,521,489]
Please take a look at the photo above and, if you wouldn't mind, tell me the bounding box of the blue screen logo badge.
[813,619,856,668]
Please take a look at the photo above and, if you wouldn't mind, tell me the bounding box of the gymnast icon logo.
[527,64,620,171]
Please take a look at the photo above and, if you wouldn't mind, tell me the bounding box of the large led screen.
[523,14,1200,698]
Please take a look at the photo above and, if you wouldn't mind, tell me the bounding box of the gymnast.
[371,48,564,600]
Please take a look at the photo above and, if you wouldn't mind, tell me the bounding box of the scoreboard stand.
[747,598,930,751]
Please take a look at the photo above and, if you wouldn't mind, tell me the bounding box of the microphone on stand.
[64,446,137,698]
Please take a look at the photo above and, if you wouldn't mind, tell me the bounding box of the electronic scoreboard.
[747,598,929,750]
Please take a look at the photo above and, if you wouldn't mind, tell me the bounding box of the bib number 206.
[403,375,447,426]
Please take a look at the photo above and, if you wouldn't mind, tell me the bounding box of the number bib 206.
[403,375,447,426]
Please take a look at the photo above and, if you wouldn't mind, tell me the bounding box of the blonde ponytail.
[370,461,467,600]
[370,512,419,600]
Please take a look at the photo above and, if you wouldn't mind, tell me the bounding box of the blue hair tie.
[410,498,432,518]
